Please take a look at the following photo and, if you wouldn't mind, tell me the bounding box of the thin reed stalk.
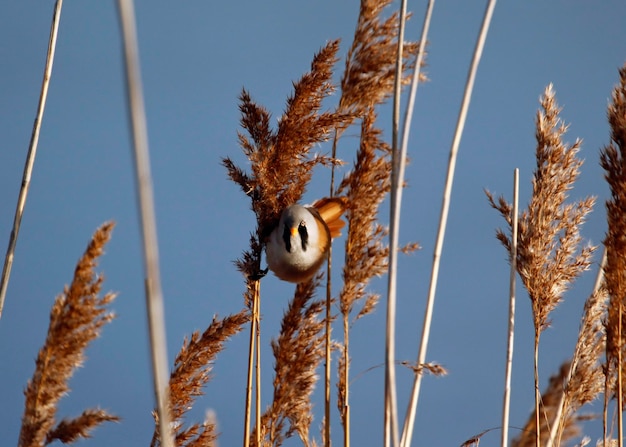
[0,0,63,320]
[116,1,173,446]
[385,0,409,441]
[256,291,261,447]
[324,130,340,447]
[243,282,260,447]
[501,168,519,447]
[324,253,332,447]
[401,2,498,446]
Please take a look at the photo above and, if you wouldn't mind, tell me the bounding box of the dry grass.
[11,4,626,447]
[511,362,588,447]
[150,311,250,447]
[488,85,596,336]
[250,277,326,447]
[18,222,118,447]
[601,63,626,443]
[488,84,596,447]
[222,1,420,445]
[553,287,608,445]
[223,40,356,250]
[339,0,421,116]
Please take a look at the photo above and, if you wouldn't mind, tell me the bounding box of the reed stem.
[0,0,63,320]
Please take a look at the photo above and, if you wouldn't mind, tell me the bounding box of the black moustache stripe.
[298,222,308,251]
[282,225,292,253]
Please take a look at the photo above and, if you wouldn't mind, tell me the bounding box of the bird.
[265,197,348,283]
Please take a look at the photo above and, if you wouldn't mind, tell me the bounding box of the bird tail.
[312,197,348,238]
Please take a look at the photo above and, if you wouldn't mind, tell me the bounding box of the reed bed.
[4,1,626,447]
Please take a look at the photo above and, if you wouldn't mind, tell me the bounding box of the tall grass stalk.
[0,0,63,320]
[325,130,340,447]
[255,290,261,447]
[116,1,173,446]
[401,2,497,446]
[243,282,260,447]
[395,1,435,444]
[385,0,409,442]
[501,168,519,447]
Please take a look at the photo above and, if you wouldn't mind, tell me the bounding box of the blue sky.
[1,1,626,446]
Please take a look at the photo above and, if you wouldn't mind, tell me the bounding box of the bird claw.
[249,268,268,281]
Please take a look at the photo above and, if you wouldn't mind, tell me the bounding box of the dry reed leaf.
[600,63,626,405]
[18,222,118,447]
[487,84,596,334]
[401,361,447,377]
[149,310,250,447]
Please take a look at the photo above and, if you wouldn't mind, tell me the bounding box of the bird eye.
[299,221,306,228]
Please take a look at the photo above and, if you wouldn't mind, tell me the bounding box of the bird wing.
[312,197,348,238]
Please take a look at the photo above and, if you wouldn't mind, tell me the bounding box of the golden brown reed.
[488,85,595,447]
[151,311,250,447]
[488,85,595,335]
[223,37,359,447]
[512,363,586,447]
[223,40,355,253]
[251,276,327,447]
[222,1,421,444]
[338,108,392,323]
[332,0,421,436]
[335,108,392,428]
[339,0,422,116]
[556,287,607,444]
[18,222,118,447]
[600,63,626,407]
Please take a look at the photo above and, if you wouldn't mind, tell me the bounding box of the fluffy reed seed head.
[339,0,423,115]
[18,222,118,447]
[550,286,608,444]
[223,40,355,253]
[600,63,626,402]
[337,108,391,321]
[512,362,584,447]
[251,276,326,447]
[488,85,596,334]
[150,310,250,447]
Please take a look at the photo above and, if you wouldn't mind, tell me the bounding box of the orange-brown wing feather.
[312,197,348,238]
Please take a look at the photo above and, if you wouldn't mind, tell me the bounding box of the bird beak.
[290,226,299,237]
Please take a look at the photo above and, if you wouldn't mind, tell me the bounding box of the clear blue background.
[1,1,625,446]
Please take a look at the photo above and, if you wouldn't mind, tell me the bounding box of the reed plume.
[488,85,596,447]
[150,310,250,447]
[600,62,626,443]
[339,0,421,116]
[332,2,421,443]
[223,38,358,447]
[251,276,327,447]
[18,222,118,447]
[223,39,355,251]
[551,287,607,446]
[335,108,392,433]
[511,362,587,447]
